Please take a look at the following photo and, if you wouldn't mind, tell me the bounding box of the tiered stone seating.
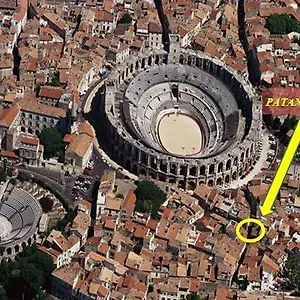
[0,187,42,247]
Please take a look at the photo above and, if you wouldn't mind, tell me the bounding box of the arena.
[98,46,261,189]
[0,183,42,259]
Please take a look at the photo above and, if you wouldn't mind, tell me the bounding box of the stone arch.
[209,164,215,174]
[180,165,187,176]
[148,56,152,66]
[200,166,206,175]
[160,161,167,173]
[216,177,222,185]
[196,57,200,68]
[150,157,157,169]
[135,61,139,70]
[240,152,245,162]
[225,175,230,183]
[187,56,192,66]
[233,157,238,166]
[226,159,231,171]
[134,148,139,160]
[169,178,176,184]
[188,181,196,190]
[28,238,32,245]
[199,180,205,185]
[140,168,146,176]
[141,58,145,68]
[155,55,159,64]
[130,64,133,73]
[14,245,19,253]
[163,54,168,64]
[170,164,177,175]
[246,148,249,158]
[218,162,223,173]
[189,165,197,176]
[141,152,148,165]
[149,172,156,179]
[21,126,26,132]
[178,180,185,189]
[7,248,12,255]
[179,54,184,64]
[159,175,166,182]
[207,179,214,187]
[28,127,33,134]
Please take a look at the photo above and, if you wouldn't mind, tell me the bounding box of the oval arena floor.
[158,113,202,156]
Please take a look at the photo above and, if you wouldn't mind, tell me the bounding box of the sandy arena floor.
[158,113,202,156]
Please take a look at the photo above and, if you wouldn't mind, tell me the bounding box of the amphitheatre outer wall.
[94,48,262,189]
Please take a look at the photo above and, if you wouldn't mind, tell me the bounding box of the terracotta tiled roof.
[0,106,20,128]
[18,95,66,118]
[21,136,39,145]
[65,133,93,158]
[0,150,18,159]
[94,10,114,22]
[39,86,63,100]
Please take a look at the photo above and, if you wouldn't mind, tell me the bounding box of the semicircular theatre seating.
[0,188,42,246]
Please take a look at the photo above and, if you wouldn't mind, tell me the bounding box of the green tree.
[40,196,54,213]
[187,293,201,300]
[0,285,8,300]
[56,209,76,235]
[39,128,64,159]
[266,14,300,34]
[119,13,132,24]
[0,245,55,299]
[9,178,16,185]
[50,72,63,87]
[283,255,300,289]
[134,181,166,219]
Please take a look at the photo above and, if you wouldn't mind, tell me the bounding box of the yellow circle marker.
[235,218,266,243]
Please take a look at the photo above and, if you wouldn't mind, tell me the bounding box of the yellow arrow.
[260,120,300,216]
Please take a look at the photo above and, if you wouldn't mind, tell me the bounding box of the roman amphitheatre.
[96,47,261,189]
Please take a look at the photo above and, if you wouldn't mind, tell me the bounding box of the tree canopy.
[118,13,132,24]
[0,245,55,300]
[40,196,54,213]
[50,72,63,88]
[134,181,166,219]
[283,255,300,290]
[39,128,64,160]
[187,293,202,300]
[56,209,76,236]
[266,14,300,34]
